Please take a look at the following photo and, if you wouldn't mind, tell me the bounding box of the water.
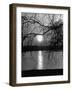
[22,50,63,70]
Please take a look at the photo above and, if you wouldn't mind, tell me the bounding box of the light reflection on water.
[22,50,63,70]
[38,51,43,69]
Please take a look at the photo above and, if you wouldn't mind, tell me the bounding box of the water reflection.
[22,50,63,70]
[38,51,43,69]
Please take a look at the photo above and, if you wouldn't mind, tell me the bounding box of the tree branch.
[22,18,50,28]
[22,22,63,41]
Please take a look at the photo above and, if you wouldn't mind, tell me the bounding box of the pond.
[22,50,63,70]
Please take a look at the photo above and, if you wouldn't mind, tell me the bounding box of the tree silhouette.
[21,13,63,51]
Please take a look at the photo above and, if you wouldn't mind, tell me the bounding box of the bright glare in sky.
[36,35,43,42]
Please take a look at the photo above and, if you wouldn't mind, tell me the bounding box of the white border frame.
[16,7,68,84]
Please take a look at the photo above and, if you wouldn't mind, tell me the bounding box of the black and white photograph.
[21,13,63,77]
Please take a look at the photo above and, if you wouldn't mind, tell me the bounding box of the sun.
[36,35,43,42]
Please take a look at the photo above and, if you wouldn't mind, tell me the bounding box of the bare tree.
[21,13,63,51]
